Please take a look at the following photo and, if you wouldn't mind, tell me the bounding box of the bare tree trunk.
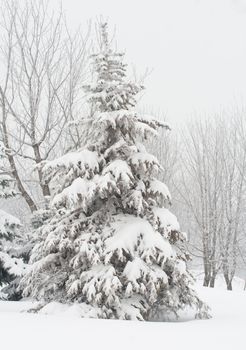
[32,143,50,198]
[0,89,37,212]
[209,268,217,288]
[224,272,233,291]
[203,269,211,287]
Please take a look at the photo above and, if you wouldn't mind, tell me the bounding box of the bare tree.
[175,113,246,289]
[219,111,246,290]
[177,118,223,286]
[0,0,91,211]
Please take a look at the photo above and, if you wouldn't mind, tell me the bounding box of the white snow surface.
[0,281,245,350]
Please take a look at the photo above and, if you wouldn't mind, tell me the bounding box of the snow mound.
[40,301,101,318]
[0,285,246,350]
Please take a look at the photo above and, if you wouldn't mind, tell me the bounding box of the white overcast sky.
[62,0,246,123]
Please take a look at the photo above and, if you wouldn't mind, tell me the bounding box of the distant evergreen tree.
[22,23,208,320]
[0,143,27,299]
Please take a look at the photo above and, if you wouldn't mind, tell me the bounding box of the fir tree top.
[84,23,143,113]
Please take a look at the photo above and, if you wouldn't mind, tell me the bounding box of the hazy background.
[60,0,246,124]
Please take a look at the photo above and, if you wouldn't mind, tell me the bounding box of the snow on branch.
[105,214,174,264]
[42,150,102,183]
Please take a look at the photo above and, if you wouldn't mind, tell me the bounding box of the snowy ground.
[0,281,245,350]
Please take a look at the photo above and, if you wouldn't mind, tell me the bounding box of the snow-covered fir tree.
[22,23,207,320]
[0,143,26,298]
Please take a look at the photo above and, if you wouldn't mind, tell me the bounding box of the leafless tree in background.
[0,0,91,212]
[173,114,246,289]
[176,118,222,287]
[219,111,246,289]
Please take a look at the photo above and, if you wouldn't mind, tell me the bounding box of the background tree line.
[149,111,246,290]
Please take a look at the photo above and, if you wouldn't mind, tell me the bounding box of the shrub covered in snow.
[21,23,208,320]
